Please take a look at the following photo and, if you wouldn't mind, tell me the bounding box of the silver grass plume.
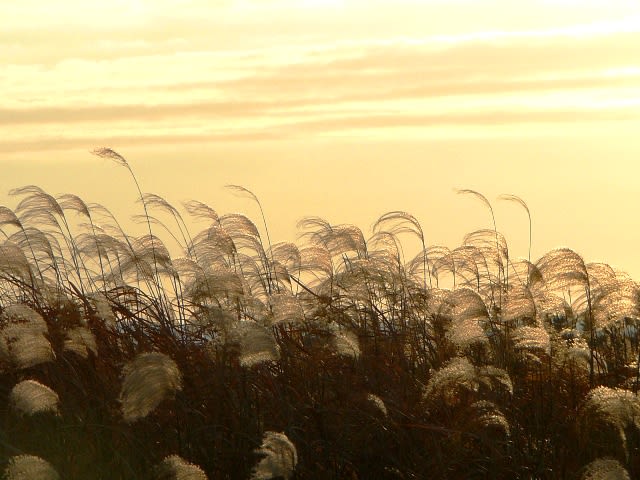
[509,259,542,288]
[447,318,488,350]
[531,288,571,324]
[0,304,55,370]
[457,190,502,289]
[408,245,451,286]
[556,329,605,380]
[220,213,261,239]
[299,219,366,259]
[424,357,512,407]
[466,400,510,439]
[449,245,493,292]
[591,277,639,329]
[512,326,551,357]
[154,455,208,480]
[88,293,117,329]
[190,305,235,336]
[185,269,244,305]
[269,242,301,273]
[0,206,22,229]
[535,247,589,293]
[3,455,59,480]
[63,326,98,359]
[581,458,630,480]
[498,194,532,269]
[92,147,131,171]
[587,263,617,289]
[251,431,298,480]
[332,259,380,304]
[268,294,304,327]
[444,288,489,350]
[119,352,182,422]
[9,380,60,416]
[0,242,33,284]
[580,386,640,458]
[10,186,64,226]
[501,285,537,326]
[463,229,508,272]
[183,200,219,224]
[329,325,360,359]
[372,210,430,286]
[298,245,333,279]
[226,322,279,367]
[368,230,402,269]
[367,393,388,417]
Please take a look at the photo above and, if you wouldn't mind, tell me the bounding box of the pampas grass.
[154,455,208,480]
[3,455,59,480]
[0,149,639,478]
[9,380,60,416]
[119,352,182,422]
[251,431,297,480]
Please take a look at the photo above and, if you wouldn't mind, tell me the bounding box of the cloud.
[4,3,640,153]
[3,107,638,154]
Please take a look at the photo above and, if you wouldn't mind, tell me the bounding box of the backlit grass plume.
[581,457,630,480]
[580,386,640,459]
[0,304,54,370]
[225,321,280,367]
[3,455,59,480]
[2,151,640,477]
[251,431,298,480]
[9,379,60,416]
[154,455,208,480]
[119,352,182,422]
[424,357,513,407]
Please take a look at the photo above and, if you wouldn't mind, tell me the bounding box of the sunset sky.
[3,1,640,278]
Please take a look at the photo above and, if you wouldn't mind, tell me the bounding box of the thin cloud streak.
[4,1,640,152]
[3,108,638,154]
[4,73,640,126]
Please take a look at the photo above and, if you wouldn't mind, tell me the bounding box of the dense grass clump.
[0,149,639,479]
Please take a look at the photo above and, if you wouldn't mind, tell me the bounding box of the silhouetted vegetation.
[0,149,638,479]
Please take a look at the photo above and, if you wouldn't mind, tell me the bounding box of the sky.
[3,0,640,279]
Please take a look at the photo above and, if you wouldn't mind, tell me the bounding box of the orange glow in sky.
[2,0,640,277]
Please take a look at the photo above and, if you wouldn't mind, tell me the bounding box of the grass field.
[0,149,638,479]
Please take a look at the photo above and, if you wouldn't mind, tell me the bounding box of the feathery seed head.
[366,393,388,417]
[154,455,208,480]
[92,147,131,171]
[424,357,512,407]
[330,326,360,359]
[3,455,59,480]
[64,326,98,359]
[535,248,589,292]
[447,318,488,350]
[0,242,32,282]
[467,400,510,438]
[512,326,551,355]
[0,304,54,370]
[251,431,298,480]
[581,458,630,480]
[268,294,304,327]
[10,380,60,416]
[581,386,640,458]
[591,278,640,329]
[88,293,117,329]
[119,352,182,422]
[227,322,280,367]
[424,357,477,406]
[501,287,536,326]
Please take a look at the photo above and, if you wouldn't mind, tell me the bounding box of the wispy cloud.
[3,1,640,152]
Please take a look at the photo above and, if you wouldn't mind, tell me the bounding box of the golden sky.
[3,0,640,277]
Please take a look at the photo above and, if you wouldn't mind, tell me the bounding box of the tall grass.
[0,149,639,479]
